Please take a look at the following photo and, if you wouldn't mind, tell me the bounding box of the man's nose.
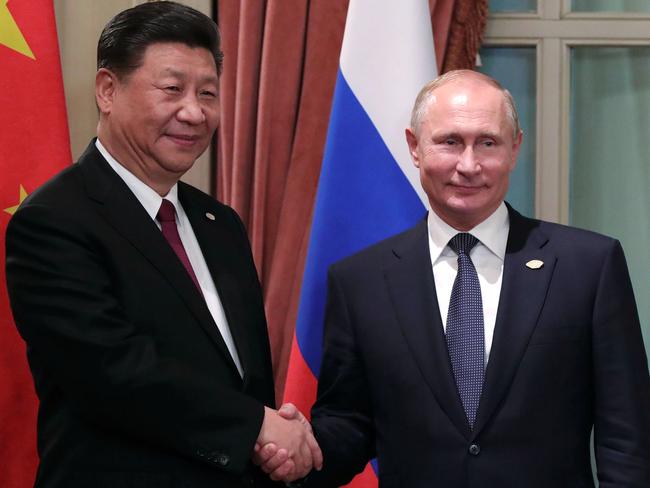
[457,146,480,174]
[177,95,206,124]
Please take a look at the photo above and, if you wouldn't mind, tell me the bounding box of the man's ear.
[95,68,118,115]
[405,127,421,168]
[509,129,524,170]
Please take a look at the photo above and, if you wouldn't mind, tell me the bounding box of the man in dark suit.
[258,70,650,486]
[5,2,320,487]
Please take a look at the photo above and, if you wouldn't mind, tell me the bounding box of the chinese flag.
[0,1,70,486]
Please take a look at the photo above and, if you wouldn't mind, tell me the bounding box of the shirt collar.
[95,138,179,221]
[427,202,509,261]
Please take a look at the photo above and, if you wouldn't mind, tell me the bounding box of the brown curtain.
[217,0,488,402]
[442,0,489,72]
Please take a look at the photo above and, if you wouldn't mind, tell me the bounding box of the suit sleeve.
[592,240,650,487]
[307,266,376,487]
[5,202,265,474]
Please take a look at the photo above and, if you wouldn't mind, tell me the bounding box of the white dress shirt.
[96,139,244,377]
[427,203,510,363]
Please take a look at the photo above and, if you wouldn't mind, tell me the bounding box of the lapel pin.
[526,259,544,270]
[205,212,215,221]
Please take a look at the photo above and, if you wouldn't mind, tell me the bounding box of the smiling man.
[405,72,522,231]
[5,2,320,487]
[258,70,650,487]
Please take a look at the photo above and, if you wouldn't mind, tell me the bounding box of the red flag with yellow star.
[1,1,70,485]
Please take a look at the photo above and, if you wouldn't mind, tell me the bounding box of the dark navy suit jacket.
[309,205,650,487]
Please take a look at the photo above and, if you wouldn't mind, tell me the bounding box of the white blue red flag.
[283,0,437,485]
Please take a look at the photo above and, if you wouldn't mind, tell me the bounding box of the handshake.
[253,403,323,483]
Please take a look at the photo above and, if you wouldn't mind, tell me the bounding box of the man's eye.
[200,90,217,98]
[483,140,495,147]
[165,86,181,92]
[445,139,456,145]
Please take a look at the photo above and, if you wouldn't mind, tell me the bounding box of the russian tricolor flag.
[283,1,437,485]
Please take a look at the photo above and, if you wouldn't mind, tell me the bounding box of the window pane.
[570,46,650,346]
[571,0,650,13]
[489,0,537,13]
[479,47,536,218]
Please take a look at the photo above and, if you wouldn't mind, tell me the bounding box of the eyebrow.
[160,68,219,84]
[433,131,502,140]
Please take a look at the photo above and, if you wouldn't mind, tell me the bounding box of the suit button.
[216,454,230,466]
[468,443,480,456]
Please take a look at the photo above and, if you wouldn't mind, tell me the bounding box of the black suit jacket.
[5,142,279,488]
[309,206,650,487]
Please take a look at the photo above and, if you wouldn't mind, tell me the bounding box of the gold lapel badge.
[526,259,544,270]
[205,212,216,221]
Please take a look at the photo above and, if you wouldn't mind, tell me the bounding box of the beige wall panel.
[53,0,213,194]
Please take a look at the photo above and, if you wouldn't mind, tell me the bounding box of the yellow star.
[4,185,28,215]
[0,0,35,60]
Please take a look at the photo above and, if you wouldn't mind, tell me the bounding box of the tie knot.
[448,233,478,255]
[157,199,176,223]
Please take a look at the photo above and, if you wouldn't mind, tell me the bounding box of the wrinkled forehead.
[431,79,504,110]
[425,80,511,131]
[135,42,220,79]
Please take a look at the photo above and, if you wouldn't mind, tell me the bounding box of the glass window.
[479,46,537,217]
[571,0,650,13]
[489,0,537,14]
[570,46,650,339]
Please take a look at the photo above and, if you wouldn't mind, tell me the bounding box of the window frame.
[485,0,650,222]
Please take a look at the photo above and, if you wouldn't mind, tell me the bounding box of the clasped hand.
[253,403,322,482]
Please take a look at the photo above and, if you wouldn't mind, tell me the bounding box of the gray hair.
[410,69,521,139]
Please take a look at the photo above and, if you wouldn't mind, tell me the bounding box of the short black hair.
[97,1,223,78]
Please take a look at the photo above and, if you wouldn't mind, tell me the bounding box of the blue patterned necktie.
[446,233,485,429]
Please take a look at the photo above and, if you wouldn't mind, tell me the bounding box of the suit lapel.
[384,219,471,440]
[179,185,253,382]
[473,206,557,435]
[79,143,241,378]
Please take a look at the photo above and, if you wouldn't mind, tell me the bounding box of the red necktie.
[156,199,202,293]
